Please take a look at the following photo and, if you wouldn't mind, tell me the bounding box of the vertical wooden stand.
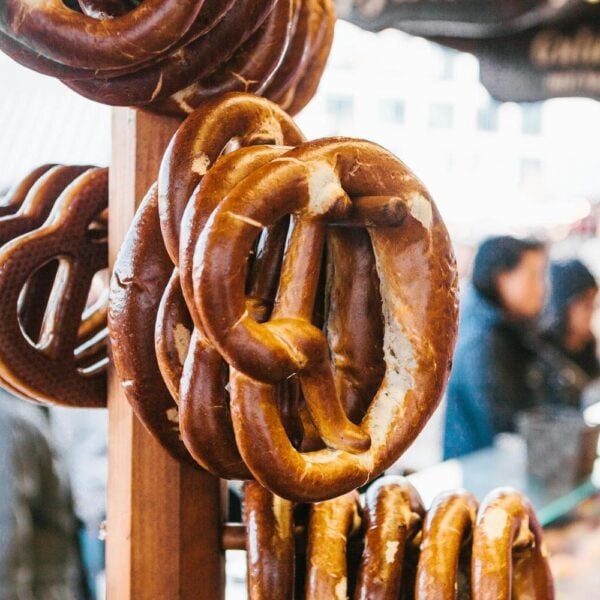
[106,109,226,600]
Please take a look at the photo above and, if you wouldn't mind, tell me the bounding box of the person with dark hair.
[532,260,600,409]
[443,235,547,459]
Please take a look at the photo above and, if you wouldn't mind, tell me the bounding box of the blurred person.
[49,408,107,599]
[444,236,547,459]
[533,259,600,410]
[0,390,86,600]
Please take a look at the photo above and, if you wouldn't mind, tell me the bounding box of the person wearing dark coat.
[533,259,600,409]
[443,236,546,459]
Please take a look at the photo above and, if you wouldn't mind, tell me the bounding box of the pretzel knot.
[0,167,108,407]
[472,488,555,600]
[193,138,458,501]
[0,0,334,115]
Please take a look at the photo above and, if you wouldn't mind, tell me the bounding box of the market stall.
[1,1,598,598]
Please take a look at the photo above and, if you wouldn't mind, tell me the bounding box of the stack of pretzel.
[243,477,555,599]
[109,91,459,500]
[0,164,108,407]
[0,0,334,115]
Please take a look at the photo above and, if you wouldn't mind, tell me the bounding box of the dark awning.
[337,1,600,102]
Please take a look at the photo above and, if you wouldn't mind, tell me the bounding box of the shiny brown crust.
[158,92,304,264]
[0,168,107,407]
[355,477,424,600]
[0,1,335,115]
[65,1,277,107]
[175,145,291,479]
[0,164,54,216]
[471,488,555,600]
[243,481,295,600]
[305,490,361,600]
[153,0,300,113]
[195,138,458,502]
[155,269,192,404]
[110,95,303,469]
[280,0,335,115]
[109,186,194,465]
[326,228,385,423]
[1,1,203,70]
[415,490,478,600]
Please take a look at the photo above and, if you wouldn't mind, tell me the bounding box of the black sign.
[436,6,600,101]
[336,0,577,38]
[338,0,600,102]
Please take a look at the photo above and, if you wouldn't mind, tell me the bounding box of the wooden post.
[106,108,226,600]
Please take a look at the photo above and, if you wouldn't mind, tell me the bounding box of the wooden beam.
[106,108,226,600]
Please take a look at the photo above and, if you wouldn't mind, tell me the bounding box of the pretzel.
[415,490,478,600]
[0,1,203,70]
[110,95,304,467]
[195,138,458,501]
[263,0,332,107]
[0,165,106,400]
[175,145,291,479]
[0,2,334,115]
[471,488,554,600]
[65,1,277,107]
[243,481,295,600]
[278,0,335,115]
[158,92,304,264]
[0,167,107,407]
[0,2,236,82]
[109,186,194,465]
[0,164,54,217]
[151,0,301,114]
[305,490,361,600]
[0,165,91,348]
[110,95,302,467]
[154,0,335,117]
[355,477,424,599]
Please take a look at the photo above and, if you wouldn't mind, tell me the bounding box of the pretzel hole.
[86,210,108,244]
[18,259,61,345]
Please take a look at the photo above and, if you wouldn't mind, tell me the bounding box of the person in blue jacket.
[444,236,547,459]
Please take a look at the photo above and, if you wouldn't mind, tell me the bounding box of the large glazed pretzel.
[0,1,334,115]
[355,477,424,599]
[109,186,194,465]
[472,488,554,600]
[0,167,108,407]
[158,92,304,264]
[65,1,278,107]
[111,94,303,467]
[174,145,291,478]
[194,138,458,501]
[0,1,203,70]
[243,481,295,600]
[415,490,478,600]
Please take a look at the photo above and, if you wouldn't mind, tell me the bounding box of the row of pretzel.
[109,91,459,503]
[0,164,108,406]
[0,0,334,115]
[242,477,555,599]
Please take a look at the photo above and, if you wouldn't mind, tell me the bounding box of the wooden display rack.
[107,108,239,599]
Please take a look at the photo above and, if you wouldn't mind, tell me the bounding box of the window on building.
[379,99,405,124]
[440,51,455,80]
[428,103,454,130]
[477,100,501,132]
[326,95,354,119]
[521,103,543,135]
[519,158,542,185]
